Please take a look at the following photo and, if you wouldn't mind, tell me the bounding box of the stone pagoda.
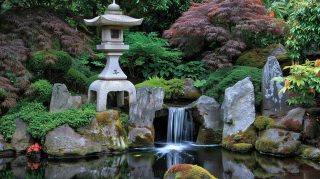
[84,0,143,112]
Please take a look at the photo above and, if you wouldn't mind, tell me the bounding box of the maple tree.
[164,0,285,69]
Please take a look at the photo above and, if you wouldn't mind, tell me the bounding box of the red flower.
[27,143,42,154]
[269,10,275,17]
[309,89,316,94]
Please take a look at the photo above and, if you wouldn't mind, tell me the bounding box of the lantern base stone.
[88,80,136,112]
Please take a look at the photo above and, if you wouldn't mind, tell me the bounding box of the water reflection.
[0,146,319,179]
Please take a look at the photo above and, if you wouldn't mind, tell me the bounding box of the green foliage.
[136,77,184,99]
[254,116,276,131]
[0,88,8,101]
[28,49,72,79]
[120,113,129,132]
[275,60,320,106]
[173,61,207,80]
[121,32,182,79]
[194,80,207,91]
[286,0,320,60]
[28,80,53,103]
[0,102,96,141]
[65,68,89,92]
[204,66,262,106]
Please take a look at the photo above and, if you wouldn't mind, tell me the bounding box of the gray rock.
[193,96,222,144]
[221,77,255,137]
[277,107,306,132]
[11,118,31,152]
[78,110,128,151]
[300,146,320,161]
[262,56,289,116]
[302,116,320,141]
[0,134,14,157]
[128,87,165,147]
[11,156,27,179]
[222,154,254,179]
[49,83,82,113]
[255,129,301,156]
[182,78,201,100]
[269,44,288,56]
[44,124,102,157]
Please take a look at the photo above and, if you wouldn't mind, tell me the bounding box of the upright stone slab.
[49,83,82,112]
[221,77,255,138]
[11,119,32,153]
[262,56,288,116]
[128,87,165,147]
[193,96,222,144]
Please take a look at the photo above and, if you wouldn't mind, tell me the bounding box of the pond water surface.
[1,143,320,179]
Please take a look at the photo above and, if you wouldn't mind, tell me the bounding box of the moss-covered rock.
[164,164,217,179]
[236,44,290,68]
[254,116,276,131]
[78,110,128,151]
[128,126,154,148]
[197,128,222,144]
[255,129,301,156]
[300,145,320,161]
[222,127,257,153]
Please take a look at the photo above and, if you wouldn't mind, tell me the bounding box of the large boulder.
[255,129,301,156]
[44,124,102,157]
[164,164,217,179]
[0,134,14,157]
[262,56,289,116]
[277,108,306,132]
[221,77,256,138]
[11,118,32,153]
[78,110,128,151]
[182,78,201,100]
[128,87,165,147]
[192,96,222,144]
[49,83,82,113]
[302,116,320,143]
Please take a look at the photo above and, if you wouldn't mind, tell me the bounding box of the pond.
[1,143,320,179]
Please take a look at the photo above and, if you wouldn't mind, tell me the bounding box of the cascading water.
[167,106,194,143]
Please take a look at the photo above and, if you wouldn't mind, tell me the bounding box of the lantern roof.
[84,0,143,27]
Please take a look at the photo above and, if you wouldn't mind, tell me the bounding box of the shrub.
[204,66,262,106]
[27,80,53,103]
[173,61,207,80]
[254,116,276,131]
[164,0,285,69]
[286,1,320,60]
[120,113,129,132]
[0,102,96,141]
[275,60,320,107]
[0,88,8,101]
[121,32,182,79]
[64,68,89,92]
[136,77,184,99]
[28,49,72,79]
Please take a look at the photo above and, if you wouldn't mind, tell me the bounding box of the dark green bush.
[0,88,8,101]
[121,32,182,79]
[28,80,53,103]
[204,66,262,106]
[173,61,207,80]
[65,68,89,92]
[28,49,72,78]
[0,102,96,141]
[136,77,184,99]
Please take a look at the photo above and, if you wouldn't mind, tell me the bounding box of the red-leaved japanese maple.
[163,0,285,69]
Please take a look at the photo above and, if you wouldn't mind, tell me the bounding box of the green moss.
[301,147,320,160]
[0,102,96,141]
[204,66,262,106]
[164,164,217,179]
[136,77,184,99]
[255,139,278,153]
[254,116,276,131]
[236,44,290,68]
[28,49,72,75]
[196,128,222,144]
[222,127,257,153]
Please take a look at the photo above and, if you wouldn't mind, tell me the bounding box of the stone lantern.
[84,0,143,112]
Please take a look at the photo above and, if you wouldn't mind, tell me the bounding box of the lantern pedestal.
[88,80,136,112]
[98,52,127,80]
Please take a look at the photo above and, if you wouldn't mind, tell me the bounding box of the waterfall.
[167,107,194,143]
